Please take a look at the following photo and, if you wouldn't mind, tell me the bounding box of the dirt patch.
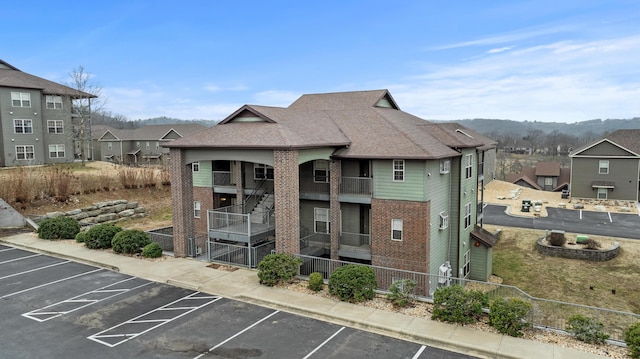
[207,263,238,272]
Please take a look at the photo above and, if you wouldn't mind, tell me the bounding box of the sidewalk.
[0,233,609,359]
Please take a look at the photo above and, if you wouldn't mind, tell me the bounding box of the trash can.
[521,199,532,212]
[576,235,589,244]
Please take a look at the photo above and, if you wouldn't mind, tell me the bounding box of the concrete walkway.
[0,233,609,359]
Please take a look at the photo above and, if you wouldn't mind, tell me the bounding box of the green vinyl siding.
[571,157,639,200]
[372,160,425,201]
[469,245,492,281]
[426,159,452,277]
[192,161,212,187]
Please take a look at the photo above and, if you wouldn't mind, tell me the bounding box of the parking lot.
[0,244,475,359]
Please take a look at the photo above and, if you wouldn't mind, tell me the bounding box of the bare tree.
[65,66,106,165]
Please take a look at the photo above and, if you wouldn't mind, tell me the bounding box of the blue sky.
[3,1,640,123]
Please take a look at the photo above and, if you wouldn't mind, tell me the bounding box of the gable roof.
[0,59,96,98]
[166,90,496,159]
[471,226,498,248]
[98,124,207,142]
[570,129,640,157]
[535,162,560,177]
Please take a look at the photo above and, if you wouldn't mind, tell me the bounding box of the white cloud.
[486,46,512,54]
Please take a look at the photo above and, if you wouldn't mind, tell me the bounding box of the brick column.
[329,160,341,259]
[273,149,300,254]
[170,148,194,257]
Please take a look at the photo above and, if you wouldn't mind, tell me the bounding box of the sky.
[3,1,640,123]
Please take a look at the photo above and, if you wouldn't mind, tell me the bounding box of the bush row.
[255,254,640,354]
[37,218,162,258]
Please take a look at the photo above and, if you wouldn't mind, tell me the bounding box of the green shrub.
[626,322,640,358]
[37,217,80,240]
[386,279,417,308]
[75,231,88,243]
[142,242,163,258]
[328,264,377,303]
[257,253,302,287]
[432,285,488,324]
[308,272,324,292]
[84,223,122,250]
[489,297,532,337]
[566,315,609,345]
[111,229,151,254]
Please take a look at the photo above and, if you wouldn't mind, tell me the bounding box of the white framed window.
[597,188,608,200]
[15,145,35,160]
[599,160,609,174]
[107,142,113,150]
[313,160,329,183]
[48,144,65,158]
[14,119,33,134]
[192,161,200,172]
[464,203,472,228]
[462,250,471,277]
[11,92,31,107]
[254,163,274,180]
[155,141,160,150]
[393,160,404,182]
[194,201,201,218]
[314,207,330,234]
[47,120,64,134]
[146,141,150,150]
[465,154,473,179]
[391,219,403,241]
[439,212,449,230]
[136,141,140,148]
[440,160,450,174]
[544,177,553,186]
[45,95,63,109]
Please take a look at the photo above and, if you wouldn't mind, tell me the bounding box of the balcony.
[208,204,275,244]
[339,232,371,260]
[300,232,330,256]
[339,177,372,203]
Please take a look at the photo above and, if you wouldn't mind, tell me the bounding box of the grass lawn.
[485,225,640,314]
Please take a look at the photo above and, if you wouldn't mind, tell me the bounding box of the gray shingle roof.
[99,124,207,141]
[166,90,496,159]
[0,59,95,98]
[605,129,640,154]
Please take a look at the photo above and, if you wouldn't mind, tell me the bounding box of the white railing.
[339,232,371,247]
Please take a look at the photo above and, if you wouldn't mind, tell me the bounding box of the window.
[136,141,140,148]
[192,161,200,172]
[194,201,201,218]
[48,144,65,158]
[47,120,64,134]
[156,142,160,150]
[11,92,31,107]
[146,141,150,150]
[597,188,608,200]
[544,177,553,186]
[15,145,35,160]
[314,208,330,233]
[439,212,449,230]
[107,142,113,150]
[45,95,63,109]
[599,160,609,174]
[393,160,404,181]
[313,160,329,183]
[254,163,274,180]
[465,154,473,179]
[14,119,33,134]
[391,219,403,241]
[464,203,472,228]
[440,160,450,174]
[462,250,471,277]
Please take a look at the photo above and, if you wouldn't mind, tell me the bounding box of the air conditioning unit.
[438,261,452,285]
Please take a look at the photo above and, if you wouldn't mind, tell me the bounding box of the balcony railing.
[339,232,371,247]
[339,177,372,196]
[208,204,275,237]
[299,176,330,193]
[212,171,233,186]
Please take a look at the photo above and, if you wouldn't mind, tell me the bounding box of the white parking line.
[88,292,221,347]
[302,327,345,359]
[0,248,16,252]
[412,345,426,359]
[0,253,42,264]
[194,310,280,359]
[23,277,151,322]
[1,268,103,298]
[608,212,613,222]
[0,260,70,280]
[579,209,583,220]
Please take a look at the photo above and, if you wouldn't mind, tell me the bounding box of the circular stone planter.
[536,238,620,261]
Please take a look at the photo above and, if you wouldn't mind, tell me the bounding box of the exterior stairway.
[250,193,274,223]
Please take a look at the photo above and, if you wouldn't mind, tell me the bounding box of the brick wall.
[371,198,430,273]
[329,160,341,259]
[170,148,194,257]
[273,150,300,254]
[193,186,213,238]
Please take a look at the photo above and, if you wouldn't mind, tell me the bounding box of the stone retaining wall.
[40,200,145,227]
[536,238,620,261]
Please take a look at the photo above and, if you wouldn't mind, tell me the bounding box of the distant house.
[164,89,498,285]
[0,60,95,167]
[505,161,570,192]
[569,129,640,201]
[98,124,207,165]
